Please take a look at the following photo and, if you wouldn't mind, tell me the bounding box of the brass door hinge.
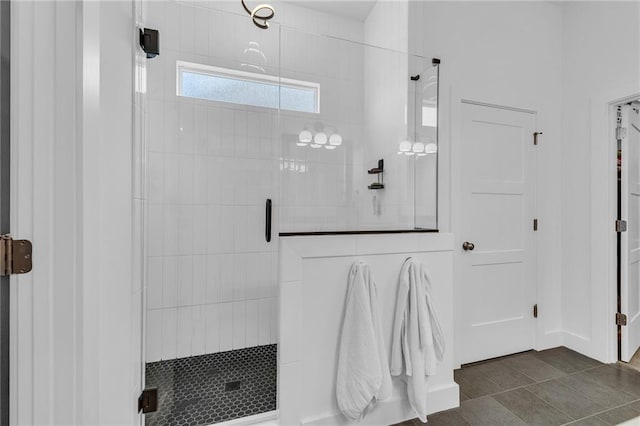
[0,234,32,276]
[616,220,628,233]
[533,304,538,318]
[616,312,627,326]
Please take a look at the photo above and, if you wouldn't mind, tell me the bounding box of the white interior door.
[459,101,537,365]
[621,103,640,362]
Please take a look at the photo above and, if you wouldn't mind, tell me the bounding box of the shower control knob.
[462,241,475,251]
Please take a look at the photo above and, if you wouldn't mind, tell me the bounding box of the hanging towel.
[390,258,445,423]
[336,262,392,421]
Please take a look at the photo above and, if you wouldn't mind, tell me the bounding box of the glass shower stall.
[136,2,439,425]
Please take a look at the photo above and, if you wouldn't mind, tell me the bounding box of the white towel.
[390,258,445,423]
[336,262,392,421]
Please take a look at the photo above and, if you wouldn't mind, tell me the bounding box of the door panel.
[621,103,640,362]
[460,102,536,365]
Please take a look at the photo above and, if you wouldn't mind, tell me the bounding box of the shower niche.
[137,2,439,426]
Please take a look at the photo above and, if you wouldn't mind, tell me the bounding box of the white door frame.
[584,88,640,365]
[607,92,640,363]
[9,2,139,424]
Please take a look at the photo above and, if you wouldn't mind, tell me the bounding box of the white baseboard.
[300,382,460,426]
[536,330,564,350]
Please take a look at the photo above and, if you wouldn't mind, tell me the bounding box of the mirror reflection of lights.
[298,130,312,146]
[314,132,327,145]
[412,142,425,153]
[297,129,343,150]
[241,41,267,73]
[397,140,437,156]
[282,159,307,173]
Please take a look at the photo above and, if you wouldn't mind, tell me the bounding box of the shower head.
[241,0,275,29]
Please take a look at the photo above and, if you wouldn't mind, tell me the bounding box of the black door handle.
[265,199,272,243]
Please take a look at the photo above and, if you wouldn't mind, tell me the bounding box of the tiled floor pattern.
[144,344,277,426]
[395,347,640,426]
[629,349,640,373]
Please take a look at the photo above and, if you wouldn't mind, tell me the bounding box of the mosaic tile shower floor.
[145,344,277,426]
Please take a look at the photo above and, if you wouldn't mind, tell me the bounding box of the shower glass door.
[141,3,280,425]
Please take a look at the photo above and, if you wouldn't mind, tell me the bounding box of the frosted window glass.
[178,64,318,113]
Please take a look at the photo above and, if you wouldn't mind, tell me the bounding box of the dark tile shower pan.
[145,344,277,426]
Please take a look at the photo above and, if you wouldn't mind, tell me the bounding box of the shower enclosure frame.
[136,3,441,425]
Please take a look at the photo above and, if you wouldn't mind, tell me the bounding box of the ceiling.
[282,0,377,22]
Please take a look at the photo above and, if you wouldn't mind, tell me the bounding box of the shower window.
[177,61,320,113]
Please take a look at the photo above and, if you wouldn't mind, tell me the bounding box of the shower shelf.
[368,159,384,189]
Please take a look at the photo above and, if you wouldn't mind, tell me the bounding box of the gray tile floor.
[395,347,640,425]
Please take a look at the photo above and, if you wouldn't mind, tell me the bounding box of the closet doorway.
[616,100,640,363]
[458,101,537,365]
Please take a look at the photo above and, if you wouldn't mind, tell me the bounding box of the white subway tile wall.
[142,0,437,361]
[143,3,280,362]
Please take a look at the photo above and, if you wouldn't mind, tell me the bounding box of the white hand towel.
[390,258,445,423]
[336,262,392,421]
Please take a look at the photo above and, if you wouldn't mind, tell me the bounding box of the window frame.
[176,60,320,114]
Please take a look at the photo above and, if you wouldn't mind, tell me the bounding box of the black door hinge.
[533,304,538,318]
[533,219,538,231]
[139,28,159,59]
[138,388,158,414]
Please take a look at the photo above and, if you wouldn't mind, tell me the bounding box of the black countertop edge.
[279,229,439,237]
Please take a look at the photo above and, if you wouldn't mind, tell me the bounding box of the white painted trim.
[175,60,321,114]
[461,99,537,115]
[592,89,640,364]
[299,384,459,426]
[10,2,138,424]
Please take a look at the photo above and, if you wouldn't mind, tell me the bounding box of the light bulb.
[329,133,342,146]
[425,143,438,154]
[412,142,425,153]
[399,140,412,152]
[299,130,312,143]
[314,132,328,145]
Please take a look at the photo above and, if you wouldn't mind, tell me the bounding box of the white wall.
[279,234,458,425]
[411,1,565,357]
[11,1,138,425]
[561,1,640,362]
